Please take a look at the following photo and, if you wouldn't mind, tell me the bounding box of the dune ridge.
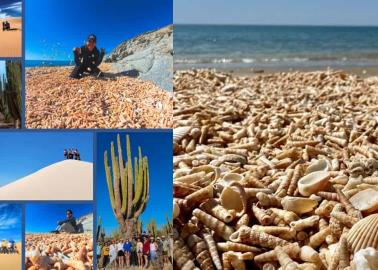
[0,160,93,200]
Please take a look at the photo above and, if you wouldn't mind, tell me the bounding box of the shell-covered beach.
[25,65,173,129]
[25,233,93,270]
[173,69,378,269]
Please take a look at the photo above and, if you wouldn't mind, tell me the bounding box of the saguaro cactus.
[104,134,149,239]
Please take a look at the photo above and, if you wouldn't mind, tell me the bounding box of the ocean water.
[26,60,74,67]
[174,25,378,69]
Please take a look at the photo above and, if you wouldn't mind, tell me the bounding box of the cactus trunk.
[104,134,150,239]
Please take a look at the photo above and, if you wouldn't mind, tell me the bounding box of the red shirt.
[143,241,150,254]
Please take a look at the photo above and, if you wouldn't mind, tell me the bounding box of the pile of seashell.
[173,69,378,269]
[25,66,173,129]
[25,233,93,270]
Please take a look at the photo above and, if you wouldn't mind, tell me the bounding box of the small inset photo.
[96,131,173,269]
[25,203,94,270]
[0,204,22,270]
[0,60,21,129]
[0,131,93,200]
[25,0,173,129]
[0,0,22,57]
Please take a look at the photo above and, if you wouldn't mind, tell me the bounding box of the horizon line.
[174,23,378,27]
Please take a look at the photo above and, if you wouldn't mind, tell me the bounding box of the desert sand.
[0,160,93,200]
[26,233,92,270]
[0,243,21,270]
[0,17,22,57]
[25,64,173,129]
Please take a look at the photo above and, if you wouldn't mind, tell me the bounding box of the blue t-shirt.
[123,242,132,252]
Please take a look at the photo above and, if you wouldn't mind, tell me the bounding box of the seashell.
[220,181,247,217]
[298,171,331,196]
[347,213,378,254]
[192,209,235,240]
[270,208,299,224]
[305,159,329,174]
[216,241,261,253]
[229,225,289,249]
[349,188,378,215]
[351,247,378,270]
[290,215,319,231]
[281,196,318,215]
[174,126,192,144]
[235,214,250,230]
[254,243,300,263]
[308,227,331,248]
[252,204,272,225]
[274,246,300,270]
[200,199,236,223]
[187,234,214,270]
[338,236,350,269]
[299,245,320,263]
[214,172,244,192]
[256,192,282,207]
[336,188,363,219]
[185,184,214,205]
[175,171,206,184]
[287,164,303,196]
[191,165,220,182]
[173,201,180,219]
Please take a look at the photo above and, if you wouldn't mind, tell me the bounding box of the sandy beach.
[0,160,93,200]
[0,243,22,270]
[25,64,173,129]
[0,17,22,57]
[26,233,92,270]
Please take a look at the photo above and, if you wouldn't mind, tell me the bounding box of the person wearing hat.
[70,34,105,79]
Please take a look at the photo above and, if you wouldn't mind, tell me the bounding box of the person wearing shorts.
[117,240,125,268]
[137,238,143,267]
[162,236,169,265]
[123,238,132,267]
[143,237,150,268]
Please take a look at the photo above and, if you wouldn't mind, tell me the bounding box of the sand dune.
[0,160,93,200]
[0,17,22,57]
[0,243,21,270]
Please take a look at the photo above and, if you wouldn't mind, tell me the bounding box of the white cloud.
[2,1,22,13]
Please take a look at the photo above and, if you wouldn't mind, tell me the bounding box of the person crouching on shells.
[52,209,78,234]
[70,34,106,79]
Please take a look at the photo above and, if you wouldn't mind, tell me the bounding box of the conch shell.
[298,171,330,196]
[305,159,329,174]
[349,188,378,215]
[220,181,247,217]
[281,196,318,215]
[347,213,378,254]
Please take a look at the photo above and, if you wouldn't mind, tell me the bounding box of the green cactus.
[104,134,150,239]
[147,218,158,237]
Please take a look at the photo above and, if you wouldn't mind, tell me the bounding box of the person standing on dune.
[70,34,106,79]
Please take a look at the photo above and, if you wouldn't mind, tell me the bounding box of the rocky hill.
[105,25,173,91]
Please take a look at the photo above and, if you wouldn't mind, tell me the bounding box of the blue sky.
[0,61,5,77]
[174,0,378,26]
[0,0,21,18]
[0,204,21,242]
[26,203,93,233]
[26,0,173,61]
[0,132,93,187]
[97,131,172,235]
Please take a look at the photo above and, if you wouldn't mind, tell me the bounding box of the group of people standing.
[1,240,18,254]
[98,235,172,269]
[64,149,81,160]
[2,21,11,31]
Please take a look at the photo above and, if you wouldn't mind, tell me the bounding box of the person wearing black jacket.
[54,209,78,233]
[70,34,105,79]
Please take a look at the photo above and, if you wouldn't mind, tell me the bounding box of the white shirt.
[117,243,124,251]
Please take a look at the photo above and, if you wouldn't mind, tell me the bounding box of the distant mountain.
[105,25,173,91]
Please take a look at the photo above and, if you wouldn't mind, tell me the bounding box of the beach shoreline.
[174,65,378,78]
[0,17,22,57]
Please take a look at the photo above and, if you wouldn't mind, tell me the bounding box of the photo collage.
[1,0,378,270]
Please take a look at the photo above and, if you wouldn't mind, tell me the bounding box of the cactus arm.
[110,142,122,212]
[126,135,134,219]
[104,151,116,213]
[120,166,128,214]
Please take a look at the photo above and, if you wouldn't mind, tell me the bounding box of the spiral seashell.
[220,181,247,217]
[200,198,236,223]
[347,213,378,254]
